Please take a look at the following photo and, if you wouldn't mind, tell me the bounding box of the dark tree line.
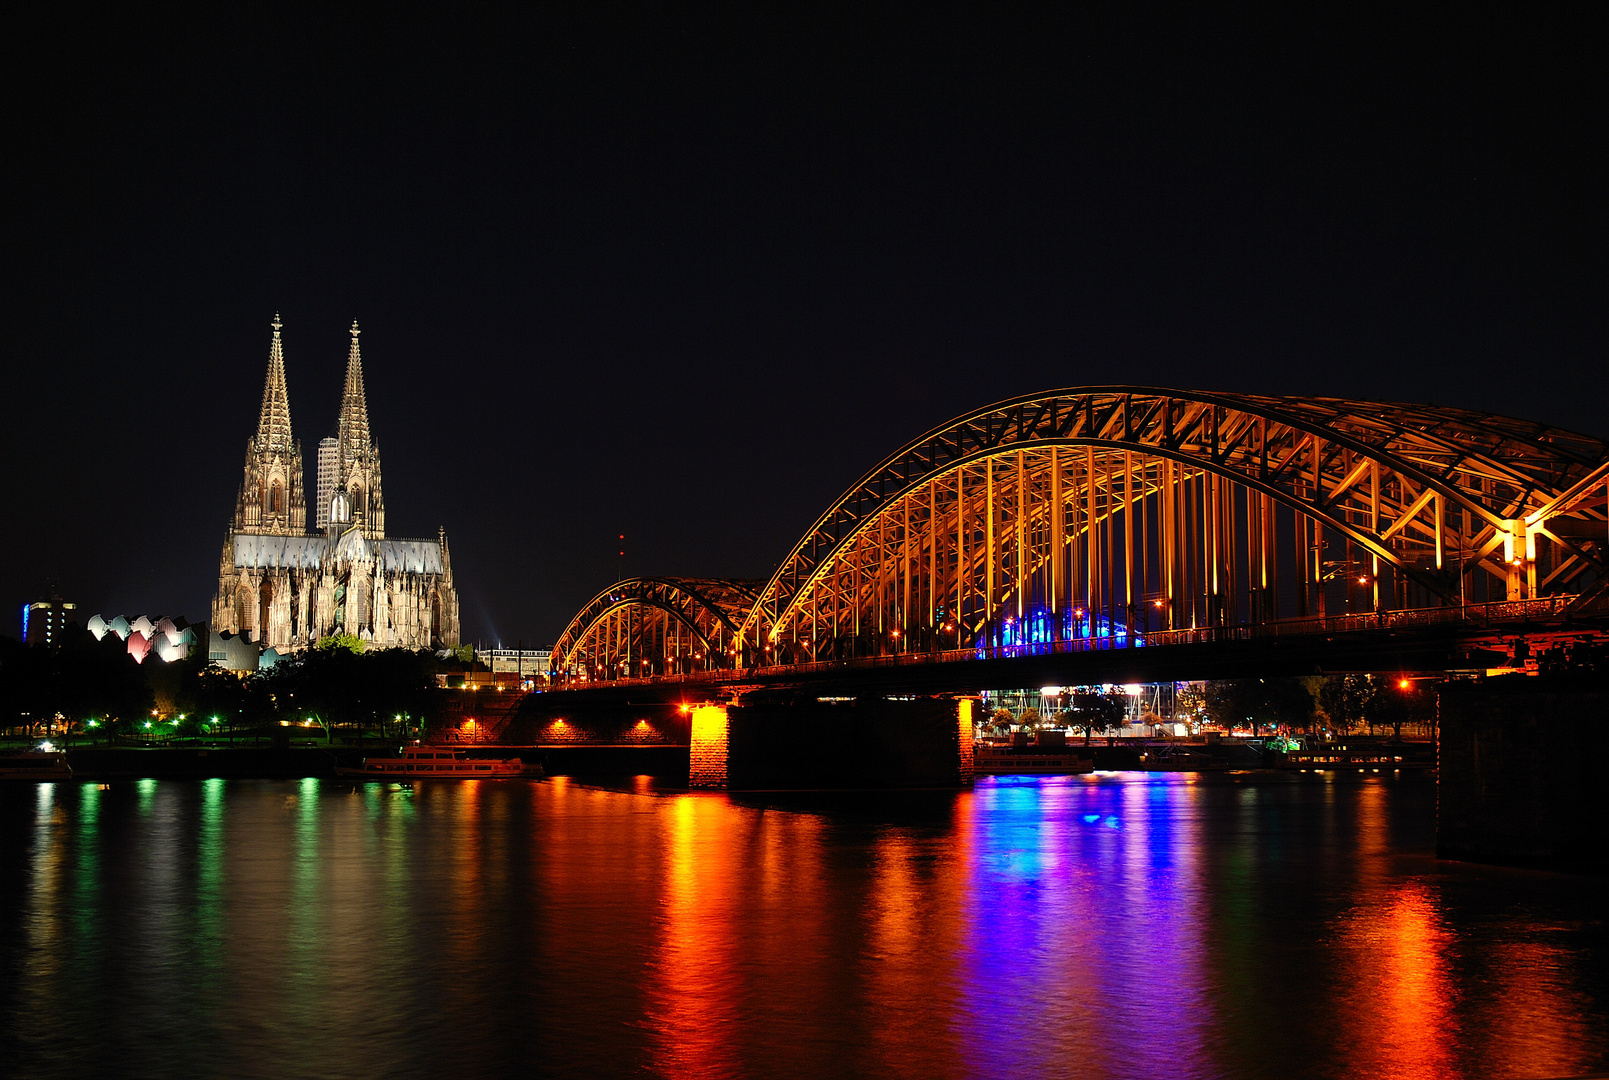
[258,644,439,739]
[0,631,152,736]
[1315,675,1434,738]
[1,630,450,742]
[1184,675,1434,737]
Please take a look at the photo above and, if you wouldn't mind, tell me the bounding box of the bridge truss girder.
[551,577,761,678]
[737,389,1609,659]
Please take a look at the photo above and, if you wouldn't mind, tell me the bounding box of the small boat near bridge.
[337,744,537,779]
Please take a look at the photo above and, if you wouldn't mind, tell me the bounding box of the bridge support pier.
[688,695,976,791]
[689,705,730,788]
[1438,676,1609,874]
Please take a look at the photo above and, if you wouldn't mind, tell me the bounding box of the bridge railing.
[551,595,1587,690]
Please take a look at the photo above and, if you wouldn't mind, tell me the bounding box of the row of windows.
[253,480,369,517]
[1296,755,1404,763]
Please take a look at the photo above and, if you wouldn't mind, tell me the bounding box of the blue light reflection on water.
[1,774,1607,1080]
[960,775,1212,1077]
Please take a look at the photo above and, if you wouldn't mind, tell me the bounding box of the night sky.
[3,9,1603,646]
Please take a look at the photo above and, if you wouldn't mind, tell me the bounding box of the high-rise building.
[21,590,77,648]
[315,437,338,531]
[211,317,460,652]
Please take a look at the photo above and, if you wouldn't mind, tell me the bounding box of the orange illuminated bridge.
[551,387,1609,687]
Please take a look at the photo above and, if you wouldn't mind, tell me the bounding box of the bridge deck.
[538,596,1608,703]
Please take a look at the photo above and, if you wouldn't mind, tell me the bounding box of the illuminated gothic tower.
[232,315,307,534]
[214,316,458,652]
[331,321,385,537]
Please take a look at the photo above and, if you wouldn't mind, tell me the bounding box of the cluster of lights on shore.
[1036,684,1146,698]
[74,711,426,734]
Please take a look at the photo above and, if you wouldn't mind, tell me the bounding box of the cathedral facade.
[211,317,460,652]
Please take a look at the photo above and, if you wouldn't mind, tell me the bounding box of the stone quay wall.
[1438,676,1608,874]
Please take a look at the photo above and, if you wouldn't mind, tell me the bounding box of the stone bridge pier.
[690,695,976,790]
[1437,676,1608,874]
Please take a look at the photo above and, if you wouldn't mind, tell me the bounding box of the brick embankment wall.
[1438,676,1608,874]
[435,689,528,742]
[500,701,691,746]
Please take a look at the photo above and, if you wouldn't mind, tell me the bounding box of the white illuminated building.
[314,437,339,531]
[211,317,460,652]
[88,613,202,664]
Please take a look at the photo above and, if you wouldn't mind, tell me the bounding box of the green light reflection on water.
[21,785,67,1037]
[72,785,102,949]
[59,785,96,1024]
[362,782,415,948]
[194,778,227,999]
[283,776,325,1074]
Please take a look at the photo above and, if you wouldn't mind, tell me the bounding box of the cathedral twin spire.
[254,314,295,453]
[336,320,373,463]
[236,315,383,538]
[234,313,306,533]
[334,319,385,536]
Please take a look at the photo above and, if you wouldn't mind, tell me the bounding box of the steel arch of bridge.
[552,388,1609,677]
[552,577,762,679]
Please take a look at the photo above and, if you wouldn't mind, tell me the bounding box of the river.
[2,772,1605,1079]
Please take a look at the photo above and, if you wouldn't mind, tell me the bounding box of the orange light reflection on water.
[646,795,744,1079]
[1333,881,1459,1080]
[864,823,967,1075]
[1331,781,1459,1080]
[1473,938,1600,1079]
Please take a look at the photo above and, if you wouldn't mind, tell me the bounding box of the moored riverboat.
[337,745,537,779]
[1281,739,1436,772]
[974,745,1095,776]
[0,750,73,781]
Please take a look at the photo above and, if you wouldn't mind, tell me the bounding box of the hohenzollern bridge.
[527,387,1609,795]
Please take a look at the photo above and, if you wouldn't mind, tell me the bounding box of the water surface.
[2,773,1605,1079]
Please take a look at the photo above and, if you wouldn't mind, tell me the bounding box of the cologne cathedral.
[211,317,460,651]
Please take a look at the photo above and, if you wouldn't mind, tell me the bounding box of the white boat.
[0,751,73,781]
[337,745,536,779]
